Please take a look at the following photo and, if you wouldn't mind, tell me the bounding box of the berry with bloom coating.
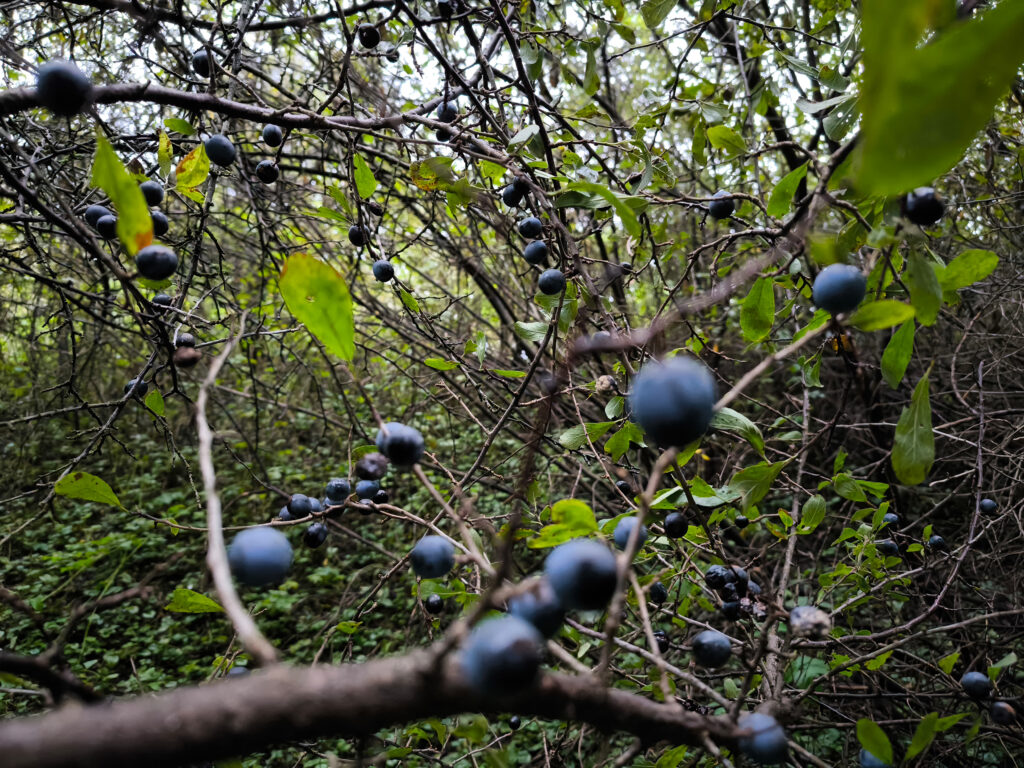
[375,422,425,466]
[140,181,164,206]
[36,61,93,116]
[325,478,350,502]
[544,538,618,612]
[96,214,118,239]
[707,190,735,220]
[410,535,455,579]
[613,516,648,552]
[812,263,866,315]
[228,527,293,586]
[518,216,543,239]
[460,616,543,695]
[692,629,731,668]
[303,522,328,549]
[424,594,444,614]
[737,712,788,765]
[961,671,992,699]
[355,480,379,500]
[663,512,687,538]
[437,101,458,123]
[192,50,211,78]
[628,357,717,448]
[262,124,283,147]
[255,161,279,184]
[523,240,548,265]
[151,210,169,237]
[372,260,394,282]
[85,205,111,228]
[136,245,178,280]
[205,134,237,166]
[538,269,566,295]
[649,581,668,604]
[507,578,565,638]
[991,701,1016,725]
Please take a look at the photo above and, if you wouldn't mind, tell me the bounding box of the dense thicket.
[1,1,1023,766]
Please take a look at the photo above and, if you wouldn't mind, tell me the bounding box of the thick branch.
[0,650,738,768]
[0,83,401,131]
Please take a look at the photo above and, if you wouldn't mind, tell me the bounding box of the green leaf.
[641,0,676,29]
[692,118,707,167]
[833,473,867,502]
[165,588,223,614]
[739,277,775,343]
[352,153,378,199]
[988,651,1017,677]
[766,162,808,218]
[856,718,893,765]
[91,133,153,255]
[507,125,540,151]
[866,650,893,671]
[797,495,827,534]
[938,651,960,675]
[654,744,689,768]
[399,288,419,313]
[144,388,165,417]
[881,320,915,389]
[905,712,939,761]
[278,254,355,361]
[605,422,644,461]
[477,160,506,186]
[163,117,195,135]
[786,655,829,687]
[514,321,549,344]
[551,499,598,530]
[424,358,460,371]
[528,497,600,549]
[706,124,746,157]
[710,407,765,455]
[55,471,121,507]
[939,249,999,291]
[558,422,615,450]
[892,371,934,485]
[175,144,210,190]
[583,46,600,96]
[730,461,787,512]
[491,369,526,378]
[850,300,915,331]
[935,712,969,732]
[857,0,1024,194]
[906,251,942,326]
[565,182,641,238]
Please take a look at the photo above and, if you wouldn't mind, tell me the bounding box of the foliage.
[1,0,1023,766]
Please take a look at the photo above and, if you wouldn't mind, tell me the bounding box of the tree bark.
[0,648,738,768]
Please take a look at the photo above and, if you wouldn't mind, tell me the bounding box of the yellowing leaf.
[158,131,173,178]
[91,133,153,255]
[176,145,210,190]
[165,588,223,614]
